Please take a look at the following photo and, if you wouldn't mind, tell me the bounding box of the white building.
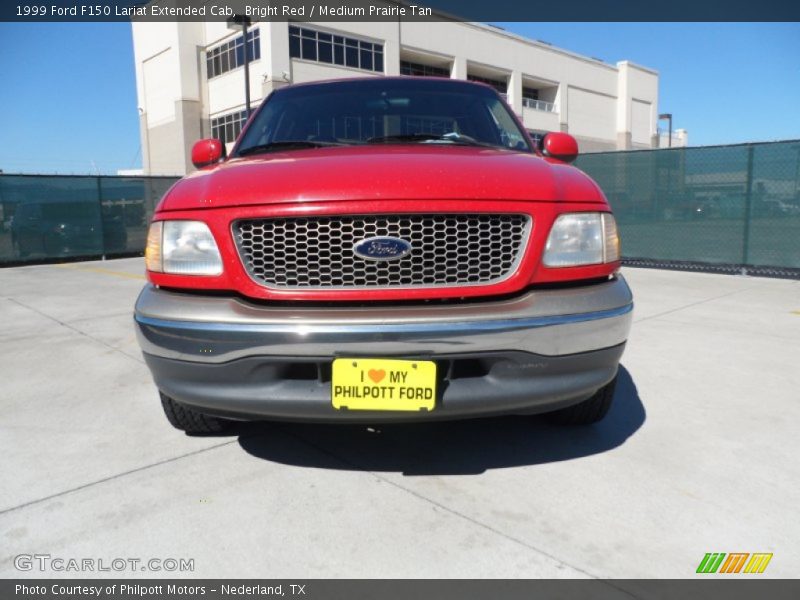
[132,18,666,175]
[659,128,689,149]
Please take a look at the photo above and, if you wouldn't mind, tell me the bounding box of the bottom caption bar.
[4,580,800,600]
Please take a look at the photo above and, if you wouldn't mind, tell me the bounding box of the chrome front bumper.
[134,276,633,362]
[134,276,632,421]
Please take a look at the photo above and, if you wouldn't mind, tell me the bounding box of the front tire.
[160,392,231,435]
[546,375,617,425]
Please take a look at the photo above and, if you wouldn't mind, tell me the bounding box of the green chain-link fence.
[2,139,799,277]
[576,140,800,277]
[0,175,178,265]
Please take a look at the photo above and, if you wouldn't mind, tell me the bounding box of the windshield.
[235,79,531,155]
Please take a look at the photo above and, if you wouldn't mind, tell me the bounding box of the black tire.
[160,392,230,435]
[546,375,617,425]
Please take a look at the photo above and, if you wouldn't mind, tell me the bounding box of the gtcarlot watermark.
[14,554,194,573]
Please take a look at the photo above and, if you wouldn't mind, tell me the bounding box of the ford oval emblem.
[353,236,412,261]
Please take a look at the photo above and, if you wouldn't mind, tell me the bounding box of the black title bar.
[3,0,800,22]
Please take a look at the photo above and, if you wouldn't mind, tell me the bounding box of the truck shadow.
[237,365,644,475]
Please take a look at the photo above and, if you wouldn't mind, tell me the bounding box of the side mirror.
[191,139,226,169]
[541,132,579,164]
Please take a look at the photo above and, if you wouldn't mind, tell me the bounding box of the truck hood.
[158,145,605,211]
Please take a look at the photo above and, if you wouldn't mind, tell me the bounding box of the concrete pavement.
[1,258,798,579]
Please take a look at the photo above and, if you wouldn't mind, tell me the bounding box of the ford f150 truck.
[134,77,633,434]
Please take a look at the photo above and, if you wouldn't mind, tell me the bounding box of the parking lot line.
[56,263,146,280]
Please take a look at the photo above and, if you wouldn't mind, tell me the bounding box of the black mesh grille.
[234,214,530,289]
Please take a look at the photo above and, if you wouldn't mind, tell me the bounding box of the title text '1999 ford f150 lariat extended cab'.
[134,77,633,434]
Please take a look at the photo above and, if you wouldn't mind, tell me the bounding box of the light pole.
[227,15,253,117]
[789,144,800,202]
[658,113,673,148]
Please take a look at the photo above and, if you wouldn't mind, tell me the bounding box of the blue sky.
[0,23,140,175]
[0,21,798,174]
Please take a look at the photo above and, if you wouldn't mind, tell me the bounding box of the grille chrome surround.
[233,214,532,290]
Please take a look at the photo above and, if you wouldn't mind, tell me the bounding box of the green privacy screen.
[1,140,799,277]
[575,140,800,276]
[0,175,178,265]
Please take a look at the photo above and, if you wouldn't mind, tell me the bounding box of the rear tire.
[546,375,617,425]
[160,392,231,435]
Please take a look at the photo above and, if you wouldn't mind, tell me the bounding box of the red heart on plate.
[368,369,386,383]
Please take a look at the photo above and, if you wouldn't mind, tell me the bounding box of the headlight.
[543,212,620,267]
[145,220,223,276]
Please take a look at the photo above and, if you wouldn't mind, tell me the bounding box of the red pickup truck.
[134,77,633,435]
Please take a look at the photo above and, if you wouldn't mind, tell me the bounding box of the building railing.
[522,97,556,113]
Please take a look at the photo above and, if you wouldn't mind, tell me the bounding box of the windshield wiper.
[366,132,494,147]
[237,140,347,156]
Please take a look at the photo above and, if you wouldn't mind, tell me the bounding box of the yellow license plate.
[332,358,437,412]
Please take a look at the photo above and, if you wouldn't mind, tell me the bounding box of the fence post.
[741,145,755,274]
[96,176,106,261]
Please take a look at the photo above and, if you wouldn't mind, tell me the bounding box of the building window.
[206,28,261,80]
[467,74,507,95]
[527,130,546,148]
[289,25,384,73]
[400,60,450,78]
[211,110,248,146]
[522,87,540,101]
